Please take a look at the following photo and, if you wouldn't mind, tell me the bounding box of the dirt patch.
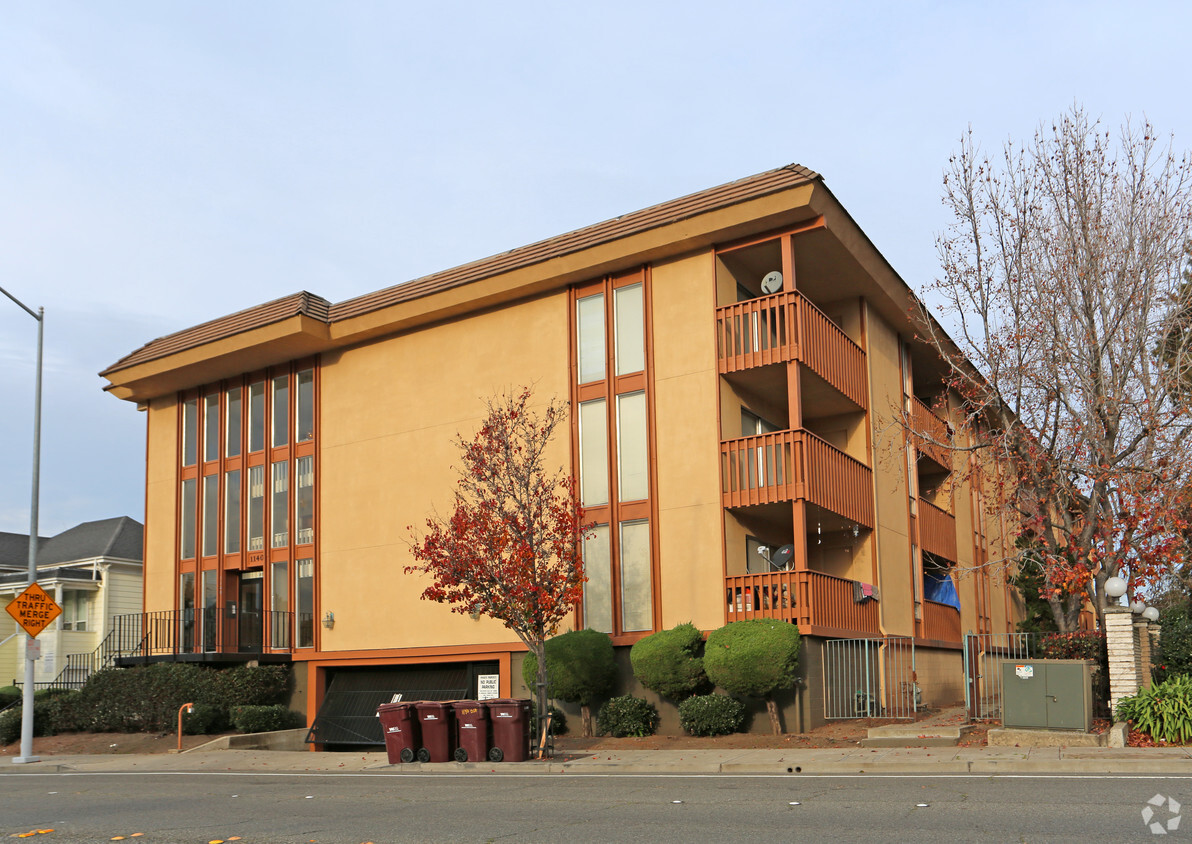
[0,730,238,757]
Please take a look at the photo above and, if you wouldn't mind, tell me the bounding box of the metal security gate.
[823,636,917,720]
[963,632,1036,721]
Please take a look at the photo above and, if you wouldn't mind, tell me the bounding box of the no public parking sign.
[5,583,62,638]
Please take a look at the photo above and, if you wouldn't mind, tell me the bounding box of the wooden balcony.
[918,498,957,561]
[721,429,874,527]
[715,291,868,408]
[725,570,880,636]
[911,396,951,469]
[922,599,961,642]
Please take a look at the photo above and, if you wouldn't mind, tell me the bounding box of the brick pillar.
[1105,607,1140,717]
[1136,620,1154,689]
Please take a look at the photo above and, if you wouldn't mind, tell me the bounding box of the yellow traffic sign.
[5,583,62,638]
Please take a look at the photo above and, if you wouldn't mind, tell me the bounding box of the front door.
[239,572,264,653]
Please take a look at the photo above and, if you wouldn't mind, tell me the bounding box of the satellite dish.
[770,544,795,571]
[761,271,783,295]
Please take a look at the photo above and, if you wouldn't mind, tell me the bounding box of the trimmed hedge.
[522,629,617,705]
[630,623,709,701]
[596,695,658,738]
[230,704,303,733]
[678,694,746,736]
[704,620,801,699]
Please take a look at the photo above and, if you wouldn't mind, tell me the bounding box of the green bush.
[0,685,21,709]
[0,708,20,744]
[230,704,302,733]
[1116,675,1192,743]
[678,694,745,736]
[0,694,73,744]
[522,629,617,705]
[630,623,709,701]
[1038,631,1106,661]
[704,620,801,699]
[182,702,228,735]
[1155,605,1192,682]
[529,704,568,738]
[596,695,658,738]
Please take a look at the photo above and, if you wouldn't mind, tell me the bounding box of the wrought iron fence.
[823,636,917,720]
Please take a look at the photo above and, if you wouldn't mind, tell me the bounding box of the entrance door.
[239,572,264,653]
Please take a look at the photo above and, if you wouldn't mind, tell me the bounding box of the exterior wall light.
[322,611,335,629]
[1104,576,1127,599]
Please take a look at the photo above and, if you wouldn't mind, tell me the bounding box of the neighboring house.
[100,165,1026,742]
[0,517,143,688]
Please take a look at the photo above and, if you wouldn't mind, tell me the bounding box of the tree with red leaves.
[916,106,1192,631]
[406,387,587,740]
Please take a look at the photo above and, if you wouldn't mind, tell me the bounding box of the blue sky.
[1,0,1189,535]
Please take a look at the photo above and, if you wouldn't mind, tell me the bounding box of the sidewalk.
[4,744,1192,776]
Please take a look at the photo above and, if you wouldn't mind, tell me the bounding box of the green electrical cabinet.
[1000,659,1093,732]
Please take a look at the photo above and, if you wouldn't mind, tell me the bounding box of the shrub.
[0,694,73,744]
[1154,605,1192,682]
[523,629,616,736]
[705,620,801,734]
[596,695,658,738]
[529,704,567,738]
[1038,631,1106,662]
[630,623,709,701]
[678,694,745,736]
[230,704,302,733]
[182,702,228,735]
[0,708,20,744]
[0,685,21,709]
[1116,675,1192,743]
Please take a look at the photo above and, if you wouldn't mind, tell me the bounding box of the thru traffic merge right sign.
[5,583,62,638]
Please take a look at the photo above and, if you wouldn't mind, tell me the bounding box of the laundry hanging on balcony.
[923,570,960,609]
[852,581,878,603]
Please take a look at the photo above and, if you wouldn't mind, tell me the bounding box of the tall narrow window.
[583,526,612,634]
[614,283,644,375]
[182,398,198,466]
[224,470,241,554]
[180,572,196,651]
[248,466,265,552]
[619,520,652,631]
[271,560,289,648]
[180,479,196,560]
[295,456,314,545]
[201,474,218,557]
[202,569,217,652]
[248,381,265,452]
[226,387,242,458]
[576,294,605,383]
[203,394,220,463]
[271,461,289,548]
[578,400,608,507]
[296,369,314,442]
[62,592,88,631]
[272,375,289,447]
[296,558,314,648]
[616,392,648,502]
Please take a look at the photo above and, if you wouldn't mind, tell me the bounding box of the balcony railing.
[715,291,868,408]
[721,429,874,527]
[111,607,301,658]
[918,498,957,561]
[725,570,880,635]
[922,599,961,642]
[911,396,951,469]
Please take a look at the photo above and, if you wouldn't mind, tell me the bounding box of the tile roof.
[102,164,821,376]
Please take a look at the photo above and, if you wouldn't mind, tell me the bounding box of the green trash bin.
[451,700,490,762]
[414,701,456,763]
[485,698,531,762]
[376,701,419,764]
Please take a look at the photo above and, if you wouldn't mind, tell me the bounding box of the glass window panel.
[617,392,648,502]
[576,294,605,383]
[180,478,196,559]
[180,572,196,651]
[296,558,314,648]
[583,525,612,634]
[295,456,314,545]
[224,470,241,554]
[182,398,198,466]
[271,560,290,649]
[203,394,220,463]
[296,369,314,442]
[248,381,265,452]
[226,387,242,458]
[619,520,652,632]
[248,466,265,552]
[272,375,289,447]
[614,283,645,375]
[62,592,88,631]
[202,569,217,652]
[578,399,608,507]
[272,461,289,548]
[201,474,218,556]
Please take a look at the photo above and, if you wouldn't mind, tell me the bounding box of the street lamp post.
[1,285,44,765]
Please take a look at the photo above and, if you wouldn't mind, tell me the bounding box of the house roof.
[0,531,46,570]
[100,164,821,378]
[0,518,143,569]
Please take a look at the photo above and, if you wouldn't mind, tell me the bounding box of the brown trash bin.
[376,701,420,764]
[484,698,531,762]
[414,701,456,762]
[451,700,490,762]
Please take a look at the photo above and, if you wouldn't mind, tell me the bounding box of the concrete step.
[860,723,976,747]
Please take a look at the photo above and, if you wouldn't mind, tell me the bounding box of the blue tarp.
[924,570,960,609]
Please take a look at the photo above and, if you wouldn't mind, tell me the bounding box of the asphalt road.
[3,772,1191,843]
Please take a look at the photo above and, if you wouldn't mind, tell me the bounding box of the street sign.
[5,583,62,638]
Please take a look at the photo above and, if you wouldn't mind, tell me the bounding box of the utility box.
[1001,659,1093,732]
